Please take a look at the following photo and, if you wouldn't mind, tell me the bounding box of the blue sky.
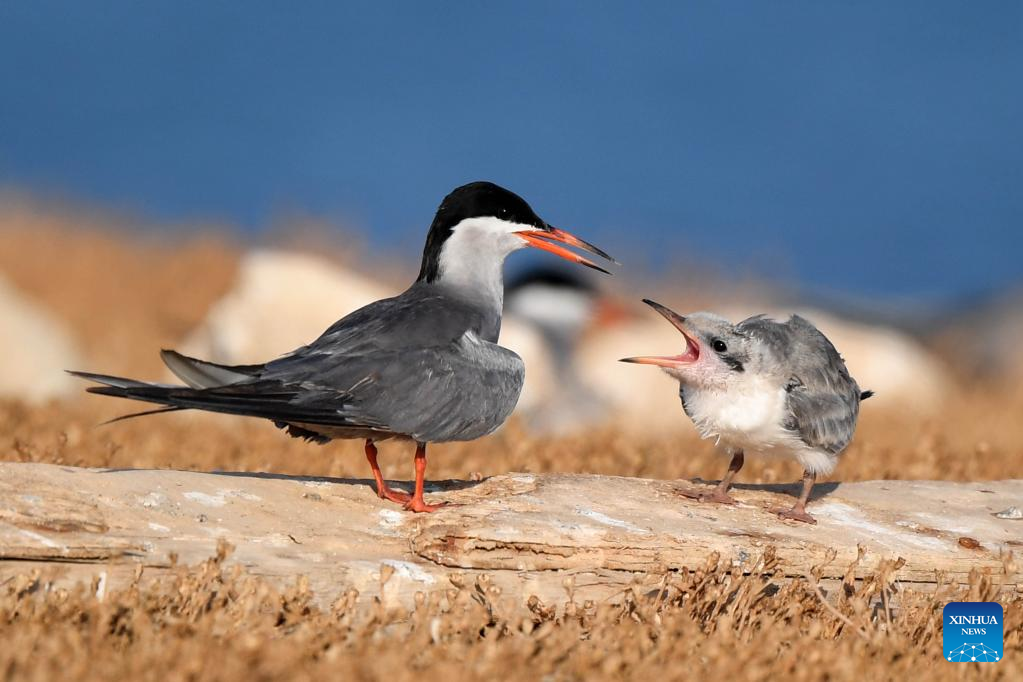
[1,2,1020,300]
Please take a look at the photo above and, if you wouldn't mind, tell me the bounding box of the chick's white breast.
[681,377,795,453]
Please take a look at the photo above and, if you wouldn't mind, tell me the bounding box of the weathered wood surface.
[1,462,1020,608]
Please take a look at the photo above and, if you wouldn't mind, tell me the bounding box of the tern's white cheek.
[439,217,528,272]
[436,217,531,298]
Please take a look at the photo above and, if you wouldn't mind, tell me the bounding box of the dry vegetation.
[3,542,1019,681]
[1,206,1021,680]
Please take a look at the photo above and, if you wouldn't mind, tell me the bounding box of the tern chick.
[622,299,872,524]
[70,182,616,513]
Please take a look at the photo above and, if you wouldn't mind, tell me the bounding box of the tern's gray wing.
[738,314,863,455]
[73,284,523,443]
[299,339,524,442]
[259,284,524,442]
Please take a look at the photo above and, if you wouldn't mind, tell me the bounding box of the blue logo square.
[943,602,1003,662]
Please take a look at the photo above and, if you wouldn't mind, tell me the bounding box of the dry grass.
[1,209,1021,680]
[2,543,1019,681]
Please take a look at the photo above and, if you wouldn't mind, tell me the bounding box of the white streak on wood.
[18,528,59,548]
[575,507,650,534]
[183,491,227,507]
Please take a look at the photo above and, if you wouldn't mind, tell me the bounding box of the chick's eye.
[712,339,728,353]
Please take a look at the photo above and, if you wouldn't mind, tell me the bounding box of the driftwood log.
[1,462,1020,609]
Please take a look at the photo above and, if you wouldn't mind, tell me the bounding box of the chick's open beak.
[619,298,700,367]
[515,226,618,275]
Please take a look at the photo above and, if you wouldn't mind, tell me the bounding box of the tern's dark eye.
[712,339,727,353]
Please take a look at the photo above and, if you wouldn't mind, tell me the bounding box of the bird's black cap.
[417,181,548,282]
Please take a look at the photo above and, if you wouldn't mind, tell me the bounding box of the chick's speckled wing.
[259,285,524,442]
[738,314,863,455]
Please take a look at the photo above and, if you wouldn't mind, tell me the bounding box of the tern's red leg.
[402,443,447,513]
[774,470,817,524]
[678,451,744,505]
[365,440,411,504]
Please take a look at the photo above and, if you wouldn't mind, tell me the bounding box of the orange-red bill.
[538,227,619,264]
[619,299,701,366]
[515,227,617,274]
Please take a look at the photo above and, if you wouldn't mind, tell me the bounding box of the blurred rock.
[0,274,82,402]
[932,288,1023,381]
